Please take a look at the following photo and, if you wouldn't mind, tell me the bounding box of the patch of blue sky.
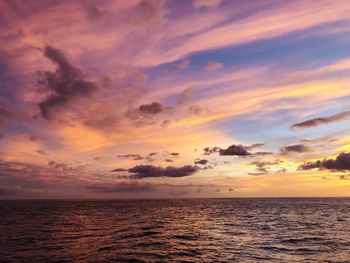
[190,25,350,69]
[147,20,350,79]
[210,98,350,150]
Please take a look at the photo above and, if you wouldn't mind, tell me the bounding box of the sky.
[1,0,350,199]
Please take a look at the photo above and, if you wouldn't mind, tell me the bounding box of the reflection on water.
[1,198,350,262]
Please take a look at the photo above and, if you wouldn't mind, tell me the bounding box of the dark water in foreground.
[1,199,350,262]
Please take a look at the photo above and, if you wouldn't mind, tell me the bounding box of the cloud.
[38,45,98,120]
[0,161,41,178]
[280,144,310,155]
[248,172,268,176]
[124,87,205,127]
[219,144,251,156]
[111,168,129,172]
[138,102,163,114]
[203,146,220,155]
[177,58,190,69]
[195,159,209,165]
[193,0,221,8]
[117,154,144,160]
[249,159,283,175]
[0,160,87,189]
[291,110,350,129]
[205,61,223,71]
[204,143,266,156]
[299,152,350,171]
[125,101,168,126]
[111,164,199,179]
[250,160,282,168]
[36,150,46,156]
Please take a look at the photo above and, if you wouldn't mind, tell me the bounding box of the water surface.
[1,198,350,262]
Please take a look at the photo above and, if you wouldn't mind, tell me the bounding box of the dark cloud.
[117,154,144,160]
[125,102,168,126]
[248,172,267,176]
[249,159,284,175]
[161,120,170,127]
[299,152,350,171]
[145,156,154,162]
[195,159,209,165]
[165,159,173,163]
[203,147,219,155]
[291,110,350,130]
[29,136,37,141]
[204,143,265,157]
[111,168,129,172]
[38,45,98,120]
[0,161,40,178]
[138,102,163,114]
[219,144,251,156]
[111,164,199,179]
[125,87,206,128]
[0,160,85,188]
[280,144,310,155]
[36,150,46,155]
[188,105,204,115]
[170,152,179,156]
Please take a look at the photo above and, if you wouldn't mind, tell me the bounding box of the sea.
[1,198,350,262]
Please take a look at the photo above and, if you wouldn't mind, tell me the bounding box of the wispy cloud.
[291,110,350,129]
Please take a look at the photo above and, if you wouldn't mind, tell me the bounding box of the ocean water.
[1,198,350,262]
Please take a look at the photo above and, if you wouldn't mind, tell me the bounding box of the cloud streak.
[112,164,200,179]
[291,110,350,129]
[280,144,310,155]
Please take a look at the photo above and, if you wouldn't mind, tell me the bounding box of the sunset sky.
[1,0,350,199]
